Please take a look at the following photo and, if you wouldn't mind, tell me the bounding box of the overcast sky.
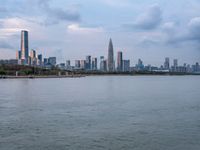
[0,0,200,66]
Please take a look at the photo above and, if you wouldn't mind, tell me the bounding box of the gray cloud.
[187,17,200,41]
[160,17,200,49]
[0,0,80,26]
[135,4,162,30]
[37,0,81,25]
[125,4,162,30]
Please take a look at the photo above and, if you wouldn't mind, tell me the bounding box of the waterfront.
[0,76,200,150]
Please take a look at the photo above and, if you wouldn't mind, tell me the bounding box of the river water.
[0,76,200,150]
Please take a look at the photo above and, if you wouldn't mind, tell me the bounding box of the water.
[0,76,200,150]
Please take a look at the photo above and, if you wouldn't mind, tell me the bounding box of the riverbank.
[0,75,85,79]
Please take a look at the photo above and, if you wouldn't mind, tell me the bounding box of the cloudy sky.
[0,0,200,66]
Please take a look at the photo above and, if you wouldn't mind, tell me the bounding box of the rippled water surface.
[0,76,200,150]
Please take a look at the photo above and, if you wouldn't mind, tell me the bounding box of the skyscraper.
[100,56,107,71]
[92,57,98,70]
[21,30,29,62]
[75,60,81,68]
[117,51,123,72]
[85,55,91,70]
[164,57,170,70]
[16,50,21,60]
[123,60,130,72]
[107,38,114,72]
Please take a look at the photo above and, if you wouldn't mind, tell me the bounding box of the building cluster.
[0,30,56,68]
[15,30,57,68]
[64,39,130,72]
[0,30,200,74]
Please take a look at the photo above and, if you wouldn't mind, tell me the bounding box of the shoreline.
[0,73,200,79]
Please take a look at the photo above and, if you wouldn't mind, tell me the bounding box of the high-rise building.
[38,54,42,62]
[75,60,81,68]
[123,60,130,72]
[29,49,37,66]
[30,49,36,59]
[172,59,178,72]
[48,57,56,66]
[117,51,123,72]
[164,57,170,70]
[80,60,86,69]
[92,57,98,70]
[100,56,107,71]
[173,59,178,67]
[107,38,114,72]
[16,50,21,65]
[137,59,144,70]
[66,60,71,70]
[85,55,91,70]
[44,58,48,66]
[37,54,43,66]
[21,30,29,62]
[66,60,70,67]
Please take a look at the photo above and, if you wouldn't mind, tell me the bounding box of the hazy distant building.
[164,57,170,70]
[173,59,178,67]
[80,60,86,69]
[123,60,130,72]
[37,54,43,66]
[85,55,91,70]
[16,50,21,60]
[100,56,107,71]
[66,60,71,68]
[75,60,81,68]
[92,57,98,70]
[172,59,178,72]
[107,38,114,72]
[29,49,37,66]
[48,57,56,66]
[30,49,36,58]
[21,30,29,63]
[117,51,123,72]
[136,59,144,70]
[44,58,48,66]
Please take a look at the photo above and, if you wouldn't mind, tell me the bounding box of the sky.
[0,0,200,66]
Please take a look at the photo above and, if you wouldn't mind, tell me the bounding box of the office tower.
[107,38,114,72]
[30,49,36,58]
[48,57,56,66]
[92,57,98,70]
[29,49,37,66]
[66,60,70,67]
[80,60,86,69]
[164,57,170,69]
[173,59,178,72]
[173,59,178,67]
[75,60,81,68]
[21,30,29,62]
[123,60,130,72]
[100,56,107,71]
[37,54,43,66]
[16,50,21,60]
[86,55,91,70]
[38,54,42,62]
[44,58,48,66]
[117,51,123,72]
[137,59,144,70]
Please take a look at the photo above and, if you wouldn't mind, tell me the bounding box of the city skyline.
[0,30,199,74]
[0,0,200,65]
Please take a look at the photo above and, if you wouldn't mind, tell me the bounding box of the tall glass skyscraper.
[107,38,114,72]
[117,51,123,72]
[21,30,29,62]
